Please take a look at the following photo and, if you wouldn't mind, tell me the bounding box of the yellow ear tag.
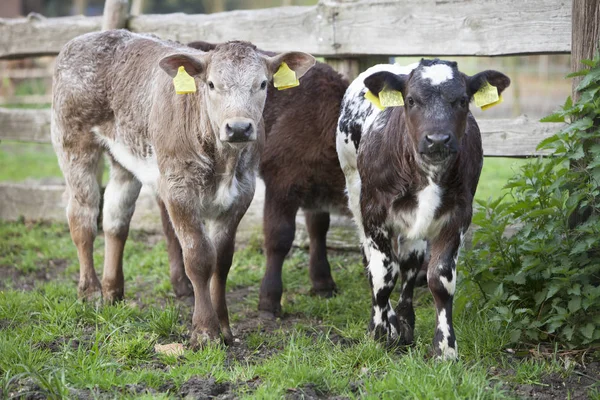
[379,88,404,107]
[481,95,503,111]
[473,81,499,109]
[364,90,385,111]
[173,66,196,95]
[273,62,299,90]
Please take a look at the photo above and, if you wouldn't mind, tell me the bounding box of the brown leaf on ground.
[154,343,185,356]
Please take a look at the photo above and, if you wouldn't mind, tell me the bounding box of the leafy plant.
[459,51,600,348]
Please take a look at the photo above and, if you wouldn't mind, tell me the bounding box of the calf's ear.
[265,52,316,80]
[159,53,209,78]
[363,71,407,96]
[187,41,218,52]
[467,70,511,97]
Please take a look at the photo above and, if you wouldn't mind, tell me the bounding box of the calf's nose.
[425,133,451,147]
[225,121,253,142]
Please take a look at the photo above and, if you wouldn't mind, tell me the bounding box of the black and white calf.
[336,59,510,359]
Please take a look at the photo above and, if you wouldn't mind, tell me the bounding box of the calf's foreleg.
[395,238,427,346]
[164,196,220,347]
[428,227,465,360]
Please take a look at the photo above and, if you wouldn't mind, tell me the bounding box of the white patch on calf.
[421,64,454,86]
[395,178,445,240]
[367,241,392,295]
[102,178,141,235]
[437,308,458,360]
[397,239,427,261]
[214,176,239,210]
[438,266,456,296]
[454,230,466,265]
[94,130,160,191]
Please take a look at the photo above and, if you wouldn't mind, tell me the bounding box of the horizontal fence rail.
[0,108,562,157]
[0,0,571,59]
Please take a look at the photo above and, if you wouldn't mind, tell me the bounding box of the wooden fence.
[0,0,571,246]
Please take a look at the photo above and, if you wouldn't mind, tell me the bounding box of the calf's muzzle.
[418,132,457,161]
[222,118,256,143]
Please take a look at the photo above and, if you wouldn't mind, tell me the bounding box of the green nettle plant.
[459,53,600,348]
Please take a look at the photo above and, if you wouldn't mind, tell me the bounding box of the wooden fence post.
[101,0,129,31]
[570,0,600,102]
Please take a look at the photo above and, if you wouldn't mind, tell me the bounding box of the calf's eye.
[460,97,468,107]
[208,81,215,90]
[260,80,267,90]
[407,97,415,107]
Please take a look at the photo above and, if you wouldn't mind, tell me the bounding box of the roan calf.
[51,30,314,345]
[336,60,510,359]
[160,40,348,319]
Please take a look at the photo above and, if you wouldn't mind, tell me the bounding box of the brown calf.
[51,30,314,345]
[157,40,349,318]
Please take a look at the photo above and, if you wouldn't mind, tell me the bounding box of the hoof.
[173,281,194,299]
[78,280,102,303]
[102,287,124,304]
[310,279,337,299]
[221,327,234,346]
[258,310,278,321]
[190,329,223,350]
[310,285,337,298]
[257,300,281,319]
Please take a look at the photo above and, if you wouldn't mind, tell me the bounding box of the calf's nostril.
[425,133,451,146]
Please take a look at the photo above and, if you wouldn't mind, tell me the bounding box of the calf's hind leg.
[364,229,400,347]
[101,157,142,303]
[158,198,193,298]
[54,139,103,301]
[304,210,337,297]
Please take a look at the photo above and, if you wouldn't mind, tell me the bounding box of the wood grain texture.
[478,116,563,156]
[0,0,571,59]
[570,0,600,101]
[331,0,571,56]
[101,0,129,31]
[128,6,333,55]
[0,107,51,143]
[0,180,346,247]
[0,14,102,59]
[0,108,561,156]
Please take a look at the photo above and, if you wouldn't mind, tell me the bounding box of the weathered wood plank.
[0,179,358,248]
[0,0,570,59]
[0,107,51,143]
[479,116,563,157]
[0,94,52,105]
[128,6,333,55]
[0,107,562,156]
[0,14,102,59]
[331,0,571,56]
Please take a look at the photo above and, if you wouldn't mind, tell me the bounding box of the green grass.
[0,220,592,399]
[475,158,529,203]
[1,140,526,203]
